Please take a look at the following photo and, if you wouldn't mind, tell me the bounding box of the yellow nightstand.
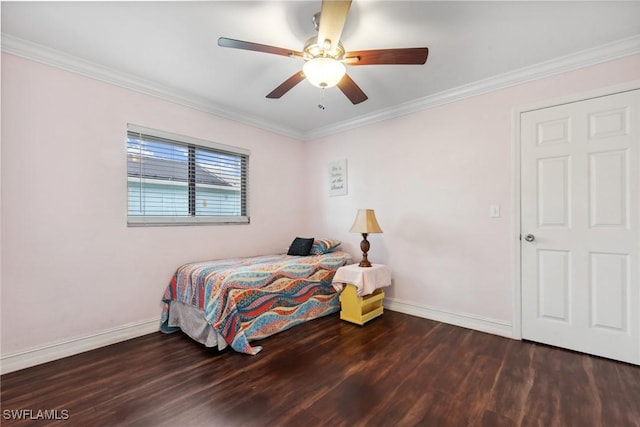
[333,264,392,325]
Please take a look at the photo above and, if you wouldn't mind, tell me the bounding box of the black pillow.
[287,237,314,256]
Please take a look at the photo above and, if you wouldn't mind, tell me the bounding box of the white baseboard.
[0,302,513,374]
[0,318,161,375]
[384,297,515,339]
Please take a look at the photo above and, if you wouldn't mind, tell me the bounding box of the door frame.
[511,80,640,340]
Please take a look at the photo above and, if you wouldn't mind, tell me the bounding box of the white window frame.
[127,124,250,226]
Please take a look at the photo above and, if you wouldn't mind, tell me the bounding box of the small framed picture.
[328,159,347,196]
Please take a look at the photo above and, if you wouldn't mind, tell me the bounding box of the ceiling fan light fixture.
[303,57,346,88]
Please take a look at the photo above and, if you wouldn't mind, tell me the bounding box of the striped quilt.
[161,251,351,354]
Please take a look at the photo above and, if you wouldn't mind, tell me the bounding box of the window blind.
[127,124,249,226]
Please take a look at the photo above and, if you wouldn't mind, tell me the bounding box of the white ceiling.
[2,1,640,139]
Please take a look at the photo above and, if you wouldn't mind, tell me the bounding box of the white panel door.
[521,89,640,364]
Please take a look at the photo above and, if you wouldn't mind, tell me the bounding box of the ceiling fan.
[218,0,429,105]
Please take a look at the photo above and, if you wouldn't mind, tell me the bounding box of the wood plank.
[2,311,639,426]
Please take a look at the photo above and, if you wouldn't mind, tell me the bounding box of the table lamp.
[349,209,383,267]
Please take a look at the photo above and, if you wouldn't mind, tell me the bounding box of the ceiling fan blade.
[345,48,429,65]
[317,0,352,53]
[218,37,303,58]
[266,72,306,99]
[337,73,368,105]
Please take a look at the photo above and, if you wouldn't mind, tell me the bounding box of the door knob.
[524,234,535,242]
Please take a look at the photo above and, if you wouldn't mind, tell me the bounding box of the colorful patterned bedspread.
[161,251,351,354]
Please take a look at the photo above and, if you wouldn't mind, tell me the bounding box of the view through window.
[127,126,249,225]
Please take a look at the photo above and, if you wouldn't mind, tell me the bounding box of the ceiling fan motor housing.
[303,36,345,60]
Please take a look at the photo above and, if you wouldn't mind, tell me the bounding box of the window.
[127,124,249,226]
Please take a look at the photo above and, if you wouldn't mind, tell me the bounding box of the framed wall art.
[328,159,347,196]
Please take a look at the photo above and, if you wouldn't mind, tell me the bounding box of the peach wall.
[304,54,640,326]
[1,54,306,355]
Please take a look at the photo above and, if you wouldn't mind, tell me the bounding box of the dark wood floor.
[2,311,639,427]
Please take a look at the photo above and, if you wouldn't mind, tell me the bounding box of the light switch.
[490,204,500,218]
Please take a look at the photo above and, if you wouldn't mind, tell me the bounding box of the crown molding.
[304,34,640,140]
[0,33,306,140]
[3,33,639,142]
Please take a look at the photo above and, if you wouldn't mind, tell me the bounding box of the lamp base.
[359,233,372,268]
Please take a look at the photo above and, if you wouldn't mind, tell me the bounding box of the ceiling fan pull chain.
[318,88,326,110]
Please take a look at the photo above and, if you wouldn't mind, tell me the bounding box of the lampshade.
[303,57,346,88]
[349,209,383,234]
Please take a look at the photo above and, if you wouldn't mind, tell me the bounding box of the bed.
[160,241,351,355]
